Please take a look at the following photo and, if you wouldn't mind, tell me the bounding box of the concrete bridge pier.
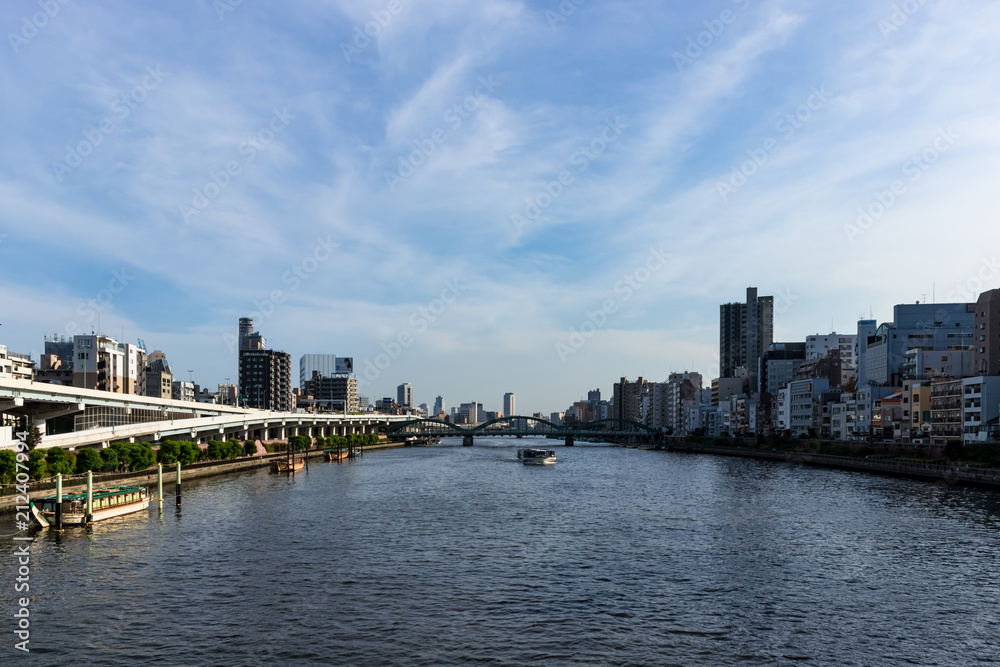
[463,435,474,447]
[565,434,574,447]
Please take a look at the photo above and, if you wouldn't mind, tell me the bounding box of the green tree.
[178,441,201,466]
[0,450,16,484]
[242,440,258,457]
[288,435,311,451]
[206,440,225,461]
[157,441,180,465]
[108,442,155,472]
[100,448,119,472]
[45,447,75,476]
[131,443,156,470]
[224,439,242,459]
[24,424,42,450]
[75,448,104,474]
[28,449,48,480]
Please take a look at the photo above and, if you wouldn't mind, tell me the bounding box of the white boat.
[30,485,151,527]
[517,448,556,465]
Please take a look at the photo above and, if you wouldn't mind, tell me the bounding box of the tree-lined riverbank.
[0,440,404,512]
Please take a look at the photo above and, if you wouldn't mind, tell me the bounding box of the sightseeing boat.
[517,448,557,465]
[30,485,151,527]
[324,449,348,462]
[270,457,305,473]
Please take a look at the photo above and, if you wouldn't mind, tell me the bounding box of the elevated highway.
[0,378,406,450]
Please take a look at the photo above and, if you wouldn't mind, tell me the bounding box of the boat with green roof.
[30,485,151,527]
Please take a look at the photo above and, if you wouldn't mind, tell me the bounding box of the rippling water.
[3,439,1000,665]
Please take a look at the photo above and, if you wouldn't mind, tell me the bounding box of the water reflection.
[1,446,999,665]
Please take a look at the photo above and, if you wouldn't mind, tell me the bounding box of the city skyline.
[3,1,1000,414]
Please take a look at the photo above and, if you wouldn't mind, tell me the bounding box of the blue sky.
[2,0,999,414]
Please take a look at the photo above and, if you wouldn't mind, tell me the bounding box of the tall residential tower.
[720,287,774,393]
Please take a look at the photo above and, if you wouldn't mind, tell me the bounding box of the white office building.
[807,333,857,368]
[299,354,338,388]
[503,392,515,417]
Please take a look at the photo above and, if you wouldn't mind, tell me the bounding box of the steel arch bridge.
[385,415,659,445]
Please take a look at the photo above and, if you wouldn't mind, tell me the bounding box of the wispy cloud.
[2,0,999,413]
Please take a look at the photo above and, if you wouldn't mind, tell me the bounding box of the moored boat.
[517,448,556,465]
[324,449,348,462]
[270,457,305,473]
[30,485,151,527]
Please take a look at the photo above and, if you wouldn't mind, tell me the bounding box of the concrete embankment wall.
[669,443,1000,489]
[0,441,405,513]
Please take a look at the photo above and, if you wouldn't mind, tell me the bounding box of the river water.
[2,438,1000,665]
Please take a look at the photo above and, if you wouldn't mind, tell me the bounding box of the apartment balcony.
[931,389,963,399]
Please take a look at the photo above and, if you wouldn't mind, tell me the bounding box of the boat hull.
[271,458,305,473]
[50,498,152,525]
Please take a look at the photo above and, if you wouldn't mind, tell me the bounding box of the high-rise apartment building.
[975,288,1000,376]
[397,383,413,408]
[613,377,648,422]
[239,317,266,351]
[503,392,515,417]
[719,287,774,392]
[239,349,292,411]
[237,318,291,411]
